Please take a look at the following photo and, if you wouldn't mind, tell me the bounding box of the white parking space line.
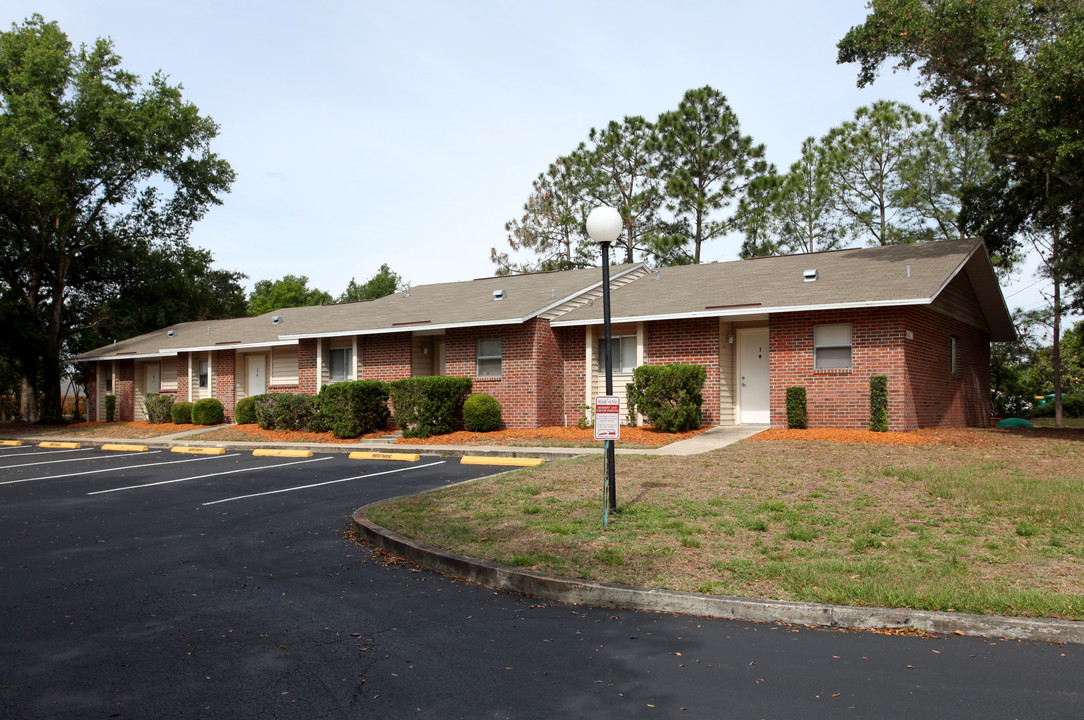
[202,460,446,506]
[0,447,94,461]
[0,452,241,487]
[0,451,155,472]
[88,456,334,495]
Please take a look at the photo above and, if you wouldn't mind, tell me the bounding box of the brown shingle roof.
[74,238,1014,361]
[550,238,1015,341]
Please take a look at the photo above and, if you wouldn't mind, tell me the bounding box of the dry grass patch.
[368,431,1084,621]
[36,421,216,438]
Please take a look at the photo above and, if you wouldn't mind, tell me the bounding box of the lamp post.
[586,205,623,513]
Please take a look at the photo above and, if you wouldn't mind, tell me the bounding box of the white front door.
[247,355,266,396]
[739,328,770,424]
[145,363,161,395]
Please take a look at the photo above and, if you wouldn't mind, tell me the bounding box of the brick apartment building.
[76,238,1015,431]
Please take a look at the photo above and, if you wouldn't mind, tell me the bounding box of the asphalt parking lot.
[2,443,1081,719]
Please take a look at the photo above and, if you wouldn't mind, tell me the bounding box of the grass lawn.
[368,427,1084,621]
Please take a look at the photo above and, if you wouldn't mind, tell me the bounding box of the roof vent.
[493,289,506,301]
[803,269,818,282]
[272,315,282,324]
[167,330,176,337]
[655,269,661,280]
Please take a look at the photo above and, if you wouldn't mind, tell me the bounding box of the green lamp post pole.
[587,206,623,513]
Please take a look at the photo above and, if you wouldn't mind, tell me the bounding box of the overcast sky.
[8,1,1054,317]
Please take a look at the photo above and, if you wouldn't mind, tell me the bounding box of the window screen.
[477,339,502,377]
[329,347,351,382]
[597,336,637,374]
[814,324,852,369]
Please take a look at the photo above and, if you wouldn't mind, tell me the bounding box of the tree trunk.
[39,351,64,424]
[19,376,39,424]
[1051,226,1064,428]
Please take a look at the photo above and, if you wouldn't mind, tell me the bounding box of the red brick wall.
[298,339,318,394]
[117,360,135,421]
[87,363,98,422]
[902,306,991,428]
[360,333,412,382]
[769,307,991,430]
[445,320,569,428]
[175,353,190,401]
[644,317,722,425]
[212,350,236,421]
[558,327,586,427]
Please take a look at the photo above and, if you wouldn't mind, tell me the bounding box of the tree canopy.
[494,86,769,272]
[338,264,404,303]
[837,0,1084,283]
[838,0,1084,424]
[0,15,235,421]
[247,275,332,316]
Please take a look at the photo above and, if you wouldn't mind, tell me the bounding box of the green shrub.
[105,394,116,422]
[171,401,194,424]
[785,386,807,429]
[625,363,706,433]
[253,393,323,432]
[464,393,502,432]
[144,393,174,424]
[317,381,391,438]
[235,395,260,425]
[870,374,889,432]
[192,398,225,426]
[388,376,473,438]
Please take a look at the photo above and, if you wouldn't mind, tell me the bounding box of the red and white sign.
[593,395,621,441]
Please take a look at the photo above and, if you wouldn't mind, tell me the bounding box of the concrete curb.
[7,435,589,460]
[352,506,1084,646]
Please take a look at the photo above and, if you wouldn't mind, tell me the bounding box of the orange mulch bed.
[746,426,1084,447]
[65,421,212,431]
[225,424,389,445]
[394,425,709,447]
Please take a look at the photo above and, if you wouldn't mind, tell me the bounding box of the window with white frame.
[477,339,502,377]
[814,324,852,369]
[198,358,209,388]
[104,362,114,393]
[329,347,352,382]
[597,336,637,374]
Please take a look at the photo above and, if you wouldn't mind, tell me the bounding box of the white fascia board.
[166,339,300,354]
[73,351,180,362]
[279,317,523,341]
[550,297,934,327]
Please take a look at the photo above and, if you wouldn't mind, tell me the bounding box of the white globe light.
[586,206,623,245]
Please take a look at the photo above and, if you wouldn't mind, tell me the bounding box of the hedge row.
[243,377,486,439]
[142,393,223,425]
